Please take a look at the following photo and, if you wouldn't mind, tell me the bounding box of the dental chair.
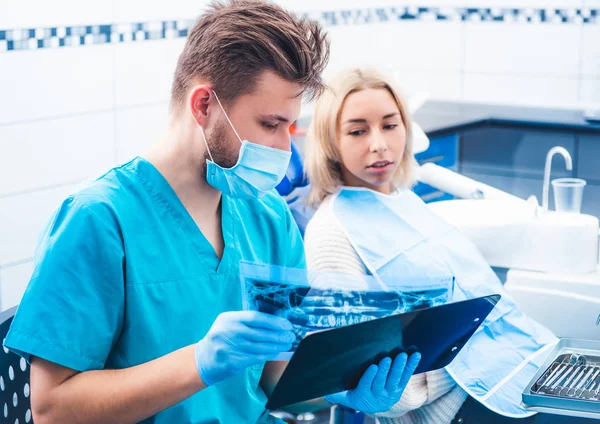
[0,306,33,424]
[276,142,314,237]
[278,111,600,346]
[277,96,600,421]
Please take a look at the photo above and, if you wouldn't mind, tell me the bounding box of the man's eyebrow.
[261,114,290,123]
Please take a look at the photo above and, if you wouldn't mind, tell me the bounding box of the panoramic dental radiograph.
[240,261,454,359]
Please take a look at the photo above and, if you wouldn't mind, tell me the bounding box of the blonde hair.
[305,67,417,206]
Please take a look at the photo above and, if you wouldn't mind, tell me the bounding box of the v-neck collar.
[133,156,235,274]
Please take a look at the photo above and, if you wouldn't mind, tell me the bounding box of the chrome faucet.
[542,146,573,210]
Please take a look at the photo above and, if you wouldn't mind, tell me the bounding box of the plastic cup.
[552,178,586,213]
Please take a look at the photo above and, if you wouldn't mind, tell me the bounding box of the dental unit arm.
[416,162,526,204]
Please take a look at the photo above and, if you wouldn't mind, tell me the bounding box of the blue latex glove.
[325,352,421,414]
[195,311,296,386]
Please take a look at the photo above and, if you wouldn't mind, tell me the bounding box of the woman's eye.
[384,124,398,130]
[349,129,365,136]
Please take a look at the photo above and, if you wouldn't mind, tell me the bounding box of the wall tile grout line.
[0,258,34,270]
[0,101,169,128]
[112,43,118,165]
[112,0,118,166]
[461,71,584,79]
[0,178,88,200]
[0,107,114,127]
[577,14,586,104]
[459,17,466,101]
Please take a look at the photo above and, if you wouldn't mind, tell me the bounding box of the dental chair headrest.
[276,141,307,196]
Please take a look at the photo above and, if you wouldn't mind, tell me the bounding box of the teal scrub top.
[5,157,305,423]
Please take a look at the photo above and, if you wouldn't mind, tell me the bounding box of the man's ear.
[189,84,213,127]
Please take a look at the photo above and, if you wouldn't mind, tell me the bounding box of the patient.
[303,67,557,423]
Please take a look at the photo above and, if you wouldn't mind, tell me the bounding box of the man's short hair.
[171,0,330,109]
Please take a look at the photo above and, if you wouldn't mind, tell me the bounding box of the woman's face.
[337,88,407,194]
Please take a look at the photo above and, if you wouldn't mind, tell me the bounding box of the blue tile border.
[1,7,598,53]
[305,6,600,25]
[0,19,195,52]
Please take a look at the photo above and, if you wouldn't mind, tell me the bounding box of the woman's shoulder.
[305,196,351,253]
[304,195,338,236]
[304,194,368,274]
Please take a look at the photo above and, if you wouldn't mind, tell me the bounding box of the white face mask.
[199,91,291,199]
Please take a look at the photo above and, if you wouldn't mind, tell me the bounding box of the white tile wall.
[582,24,600,77]
[393,69,462,100]
[0,45,114,125]
[0,0,113,30]
[464,23,581,77]
[463,74,580,108]
[114,39,185,108]
[387,21,462,72]
[0,261,34,311]
[114,0,207,24]
[580,78,600,106]
[0,184,78,267]
[115,103,169,164]
[323,20,461,83]
[0,111,115,196]
[322,25,369,77]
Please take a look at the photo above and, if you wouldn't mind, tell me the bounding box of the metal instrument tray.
[522,338,600,418]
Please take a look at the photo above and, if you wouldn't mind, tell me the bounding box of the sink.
[428,199,599,274]
[505,267,600,340]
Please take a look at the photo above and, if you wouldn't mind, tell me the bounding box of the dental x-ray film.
[240,261,455,360]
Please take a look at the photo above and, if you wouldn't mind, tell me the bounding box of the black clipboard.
[265,294,500,410]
